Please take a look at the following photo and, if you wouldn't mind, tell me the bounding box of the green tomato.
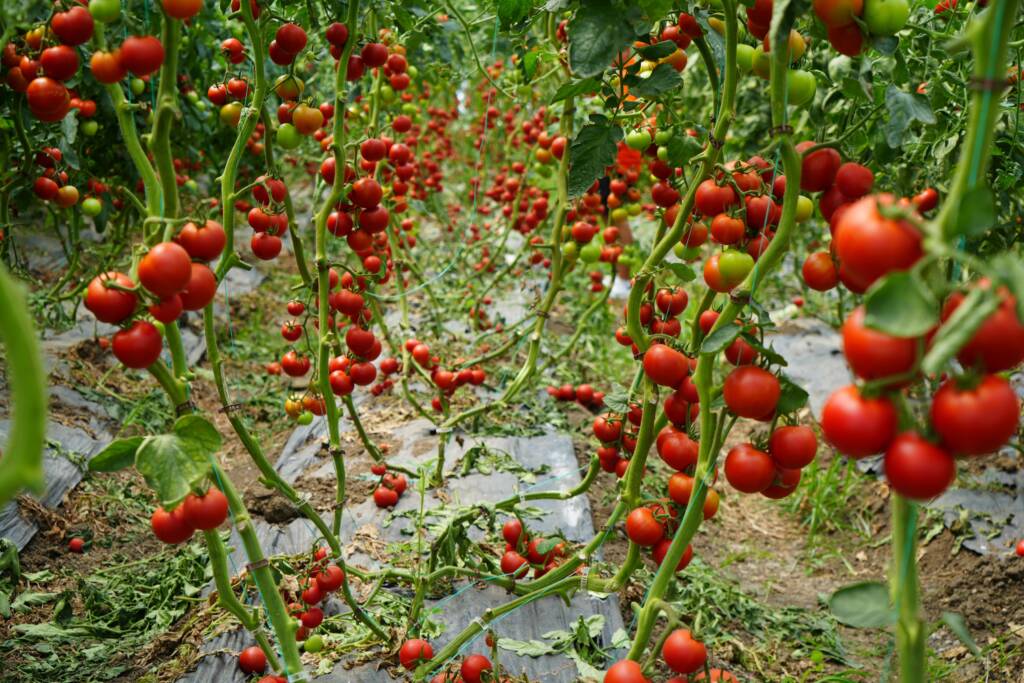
[864,0,910,35]
[408,65,419,79]
[625,130,652,151]
[297,411,314,426]
[184,179,198,193]
[562,241,578,261]
[719,250,754,285]
[80,120,99,136]
[89,0,120,23]
[304,634,324,653]
[186,90,199,104]
[611,207,628,222]
[786,69,817,107]
[627,203,642,217]
[81,197,102,217]
[657,146,669,162]
[795,195,813,222]
[195,100,208,112]
[276,123,301,149]
[675,244,702,260]
[654,129,673,145]
[380,85,396,103]
[736,44,755,74]
[130,78,146,96]
[580,242,601,263]
[673,243,688,259]
[752,46,770,80]
[401,103,418,115]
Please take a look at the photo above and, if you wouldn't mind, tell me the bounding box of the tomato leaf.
[87,437,143,473]
[549,77,600,104]
[700,323,741,354]
[828,581,896,628]
[951,185,995,238]
[775,376,809,414]
[864,271,938,337]
[636,41,677,61]
[536,537,560,554]
[567,121,622,198]
[601,391,630,414]
[921,287,999,376]
[884,85,936,148]
[940,611,980,656]
[739,333,788,367]
[495,0,535,29]
[665,262,696,282]
[629,63,682,98]
[135,432,214,508]
[663,134,703,167]
[568,0,639,78]
[173,415,222,455]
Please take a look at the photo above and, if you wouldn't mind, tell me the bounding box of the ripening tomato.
[85,271,137,323]
[724,443,776,493]
[841,306,921,383]
[625,507,664,547]
[182,487,229,530]
[90,50,127,83]
[769,425,817,469]
[723,366,779,419]
[399,639,434,670]
[821,385,897,457]
[827,23,865,56]
[884,432,956,500]
[833,194,922,291]
[662,629,707,674]
[813,0,864,26]
[113,321,163,368]
[931,375,1020,455]
[151,505,194,544]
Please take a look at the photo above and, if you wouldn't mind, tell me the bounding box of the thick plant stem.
[892,496,924,683]
[150,19,182,221]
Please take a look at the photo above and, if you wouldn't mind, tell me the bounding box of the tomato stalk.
[150,18,182,224]
[0,262,47,507]
[891,494,924,682]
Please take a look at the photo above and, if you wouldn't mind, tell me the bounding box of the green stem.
[150,19,182,222]
[891,495,924,682]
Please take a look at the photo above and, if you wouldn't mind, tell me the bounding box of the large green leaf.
[568,0,637,78]
[629,63,682,98]
[663,134,703,167]
[700,323,742,354]
[636,41,677,61]
[829,581,896,628]
[951,185,995,239]
[135,419,220,507]
[567,121,622,198]
[88,437,143,473]
[550,77,600,104]
[775,376,809,414]
[864,271,938,337]
[495,0,535,28]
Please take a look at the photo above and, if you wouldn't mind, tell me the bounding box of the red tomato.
[604,659,648,683]
[26,77,71,121]
[841,306,921,383]
[138,242,193,298]
[930,375,1020,455]
[642,343,689,388]
[657,428,699,471]
[769,425,817,469]
[85,271,137,323]
[460,654,493,683]
[796,142,841,192]
[373,486,399,508]
[884,432,956,500]
[722,366,780,419]
[182,487,229,531]
[119,36,165,76]
[942,287,1024,372]
[652,539,693,571]
[801,251,839,291]
[835,162,874,198]
[500,550,528,578]
[695,179,738,216]
[724,443,776,493]
[113,321,163,368]
[625,507,664,547]
[238,646,267,674]
[51,6,94,46]
[399,639,434,670]
[833,194,922,291]
[820,385,897,457]
[178,263,218,310]
[662,629,707,674]
[151,505,194,544]
[162,0,203,19]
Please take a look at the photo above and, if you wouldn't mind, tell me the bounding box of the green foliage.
[567,118,622,198]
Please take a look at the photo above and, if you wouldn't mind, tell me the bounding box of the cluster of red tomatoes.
[242,175,290,260]
[287,545,347,639]
[371,462,408,508]
[822,281,1024,500]
[84,223,223,369]
[149,486,229,544]
[606,629,722,683]
[402,338,488,411]
[499,518,568,580]
[546,382,606,410]
[30,147,82,208]
[613,287,690,357]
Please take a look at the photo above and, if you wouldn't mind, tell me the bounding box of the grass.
[782,455,873,543]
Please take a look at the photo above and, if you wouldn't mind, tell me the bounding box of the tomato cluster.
[499,518,568,580]
[546,382,606,410]
[370,462,408,508]
[150,486,229,544]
